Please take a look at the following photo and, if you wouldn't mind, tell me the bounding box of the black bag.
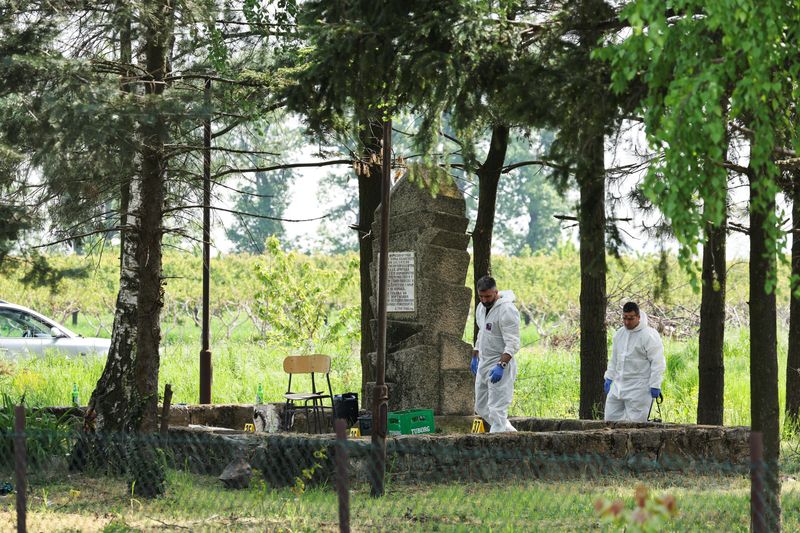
[333,392,359,427]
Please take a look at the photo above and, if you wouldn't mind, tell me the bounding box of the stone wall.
[163,422,750,489]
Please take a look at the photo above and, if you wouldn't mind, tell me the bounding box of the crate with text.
[387,409,435,436]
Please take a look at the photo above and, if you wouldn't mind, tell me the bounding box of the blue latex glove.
[470,355,478,376]
[650,387,661,399]
[490,364,504,384]
[603,378,612,395]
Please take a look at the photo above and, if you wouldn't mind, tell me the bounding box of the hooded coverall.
[603,310,666,422]
[474,290,521,433]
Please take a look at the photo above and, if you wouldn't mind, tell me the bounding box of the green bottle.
[71,383,79,407]
[256,383,264,405]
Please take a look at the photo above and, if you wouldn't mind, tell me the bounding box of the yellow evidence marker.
[471,418,486,433]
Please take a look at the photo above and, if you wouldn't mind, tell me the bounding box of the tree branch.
[502,159,570,173]
[163,74,267,86]
[164,144,280,158]
[210,159,353,180]
[32,227,127,249]
[162,205,330,223]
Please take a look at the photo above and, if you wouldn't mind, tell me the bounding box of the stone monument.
[366,174,474,415]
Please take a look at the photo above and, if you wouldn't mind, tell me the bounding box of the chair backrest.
[283,354,331,375]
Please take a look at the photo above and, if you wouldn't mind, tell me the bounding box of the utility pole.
[370,119,391,497]
[199,77,213,404]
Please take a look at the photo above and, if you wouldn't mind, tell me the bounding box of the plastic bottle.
[255,383,264,405]
[71,383,79,407]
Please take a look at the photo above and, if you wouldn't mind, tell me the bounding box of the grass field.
[0,469,797,532]
[0,311,783,429]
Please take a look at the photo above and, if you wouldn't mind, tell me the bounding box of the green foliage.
[285,0,523,167]
[225,169,290,254]
[0,1,297,266]
[602,0,800,275]
[254,237,359,351]
[291,447,328,496]
[0,392,76,471]
[102,519,137,533]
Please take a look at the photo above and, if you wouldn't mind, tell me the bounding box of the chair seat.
[284,392,329,401]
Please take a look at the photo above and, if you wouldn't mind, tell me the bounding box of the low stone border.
[160,422,750,488]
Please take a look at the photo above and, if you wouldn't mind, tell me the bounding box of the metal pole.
[334,419,350,533]
[370,119,391,497]
[750,431,766,533]
[199,77,213,404]
[14,405,26,533]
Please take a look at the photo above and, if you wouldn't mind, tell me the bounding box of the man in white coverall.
[470,275,521,433]
[603,301,666,422]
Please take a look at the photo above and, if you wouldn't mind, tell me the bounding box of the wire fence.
[1,407,796,532]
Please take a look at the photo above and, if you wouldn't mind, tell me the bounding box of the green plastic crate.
[387,409,435,436]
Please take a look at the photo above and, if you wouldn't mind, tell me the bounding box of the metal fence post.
[750,431,765,533]
[335,419,350,533]
[14,405,27,533]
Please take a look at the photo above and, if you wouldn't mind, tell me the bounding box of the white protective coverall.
[474,290,521,433]
[603,310,666,422]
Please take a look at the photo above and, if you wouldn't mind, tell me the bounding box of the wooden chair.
[282,354,335,433]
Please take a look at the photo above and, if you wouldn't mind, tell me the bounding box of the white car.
[0,301,111,358]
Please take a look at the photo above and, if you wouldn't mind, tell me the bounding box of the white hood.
[496,290,516,305]
[631,309,649,332]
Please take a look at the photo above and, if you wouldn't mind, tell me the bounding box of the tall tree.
[353,120,383,406]
[698,120,731,427]
[224,121,303,253]
[605,1,798,526]
[788,173,800,428]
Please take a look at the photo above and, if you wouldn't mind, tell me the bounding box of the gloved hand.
[470,355,478,376]
[604,378,612,395]
[490,364,504,384]
[650,387,661,399]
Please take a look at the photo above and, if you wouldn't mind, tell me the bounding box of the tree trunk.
[357,120,382,408]
[86,5,138,435]
[133,4,168,433]
[787,178,800,429]
[118,0,174,497]
[697,201,726,425]
[749,169,781,529]
[472,125,510,342]
[577,130,607,420]
[88,178,141,433]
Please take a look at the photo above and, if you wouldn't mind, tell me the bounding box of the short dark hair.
[476,275,497,292]
[622,301,640,315]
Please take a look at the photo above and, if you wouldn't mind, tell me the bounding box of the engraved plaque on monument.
[387,251,415,312]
